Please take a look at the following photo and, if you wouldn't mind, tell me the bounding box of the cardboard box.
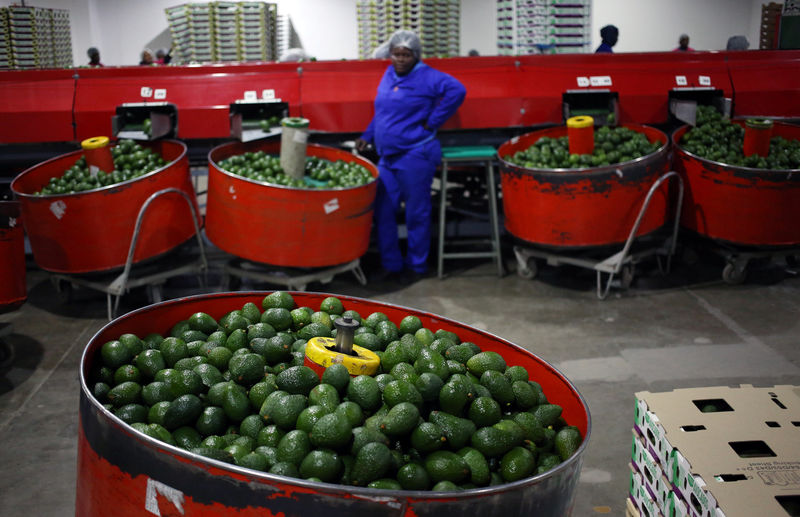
[632,428,672,516]
[631,463,666,517]
[636,385,800,517]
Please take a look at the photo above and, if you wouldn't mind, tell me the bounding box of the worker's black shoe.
[400,269,430,286]
[370,268,406,285]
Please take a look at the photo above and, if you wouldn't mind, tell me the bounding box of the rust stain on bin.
[497,124,671,248]
[77,291,591,517]
[205,141,378,268]
[672,122,800,246]
[10,140,198,274]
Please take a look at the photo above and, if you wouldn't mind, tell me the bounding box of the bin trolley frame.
[50,188,208,320]
[514,171,684,300]
[221,257,367,293]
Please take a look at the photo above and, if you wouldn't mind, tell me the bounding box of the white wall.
[1,0,771,66]
[588,0,761,53]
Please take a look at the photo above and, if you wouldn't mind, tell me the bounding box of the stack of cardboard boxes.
[628,385,800,517]
[497,0,592,56]
[0,5,72,70]
[166,2,279,64]
[356,0,461,60]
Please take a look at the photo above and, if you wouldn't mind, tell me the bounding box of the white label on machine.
[698,75,711,86]
[590,76,612,87]
[154,89,167,100]
[145,477,185,515]
[140,86,153,98]
[293,131,308,144]
[8,216,16,228]
[49,200,66,220]
[262,89,275,100]
[244,90,258,101]
[576,76,590,87]
[675,75,688,86]
[88,164,99,178]
[324,198,340,214]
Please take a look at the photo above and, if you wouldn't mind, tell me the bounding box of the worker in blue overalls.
[356,30,466,284]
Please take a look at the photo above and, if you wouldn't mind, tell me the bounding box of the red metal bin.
[77,291,591,517]
[0,201,26,312]
[10,140,198,274]
[497,124,671,248]
[673,121,800,247]
[206,141,378,268]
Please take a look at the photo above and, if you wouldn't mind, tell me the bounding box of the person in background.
[356,30,466,284]
[155,48,172,65]
[726,35,750,50]
[140,48,154,66]
[595,25,619,53]
[87,47,103,67]
[468,49,480,56]
[674,34,694,51]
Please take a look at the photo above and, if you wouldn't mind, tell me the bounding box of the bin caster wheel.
[54,279,73,304]
[722,263,746,285]
[517,259,537,280]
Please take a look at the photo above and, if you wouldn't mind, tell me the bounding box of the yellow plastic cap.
[305,337,380,376]
[567,116,594,129]
[81,136,110,149]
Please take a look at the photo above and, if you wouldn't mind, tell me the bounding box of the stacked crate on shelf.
[0,8,10,70]
[166,3,215,64]
[356,0,461,60]
[357,1,389,59]
[630,385,800,517]
[213,1,241,62]
[166,2,279,64]
[238,2,278,62]
[497,0,592,55]
[51,8,72,68]
[6,6,50,69]
[759,2,783,49]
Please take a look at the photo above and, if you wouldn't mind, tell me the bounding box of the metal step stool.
[437,146,504,279]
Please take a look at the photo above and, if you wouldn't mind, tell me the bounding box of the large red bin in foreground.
[0,201,26,312]
[672,122,800,247]
[10,140,198,274]
[206,142,378,268]
[76,291,591,517]
[497,124,671,248]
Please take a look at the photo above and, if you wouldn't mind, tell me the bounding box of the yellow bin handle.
[305,337,380,376]
[566,116,594,129]
[81,136,111,149]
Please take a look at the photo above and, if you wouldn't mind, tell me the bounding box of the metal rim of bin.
[437,147,504,279]
[50,187,208,320]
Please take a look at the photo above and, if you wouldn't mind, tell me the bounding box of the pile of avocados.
[679,105,800,170]
[34,139,167,196]
[504,125,662,169]
[90,292,583,492]
[218,152,374,189]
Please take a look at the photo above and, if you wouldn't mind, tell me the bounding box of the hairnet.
[726,35,749,51]
[87,47,99,57]
[388,29,421,60]
[600,25,619,41]
[679,34,689,41]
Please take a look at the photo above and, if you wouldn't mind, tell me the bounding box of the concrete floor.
[1,241,799,516]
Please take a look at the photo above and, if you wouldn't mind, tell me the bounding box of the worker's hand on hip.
[355,138,368,152]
